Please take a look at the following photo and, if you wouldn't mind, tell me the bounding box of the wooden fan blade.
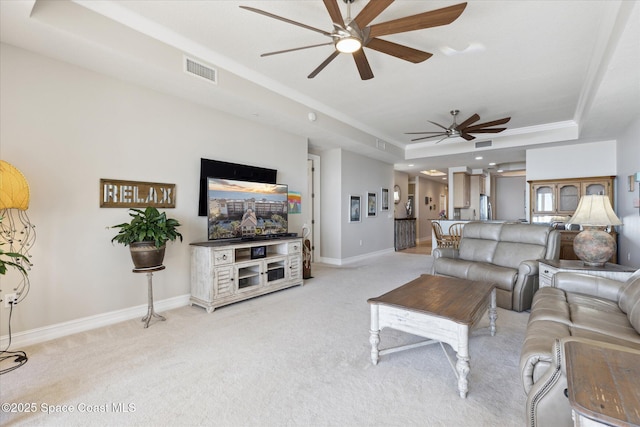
[460,132,476,141]
[322,0,345,27]
[366,38,432,63]
[240,6,332,37]
[457,113,480,130]
[369,3,467,38]
[261,42,334,57]
[463,117,511,131]
[464,128,507,133]
[308,51,340,79]
[353,0,394,28]
[353,49,374,80]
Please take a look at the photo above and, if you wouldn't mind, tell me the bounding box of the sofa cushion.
[566,293,621,313]
[628,293,640,332]
[458,239,497,263]
[618,270,640,314]
[493,242,547,269]
[457,222,501,263]
[433,258,473,278]
[467,262,516,291]
[570,304,639,342]
[492,224,550,269]
[569,328,640,349]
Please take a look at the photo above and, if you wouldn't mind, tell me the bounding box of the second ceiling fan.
[406,110,511,143]
[240,0,467,80]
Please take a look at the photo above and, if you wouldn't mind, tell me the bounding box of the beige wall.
[0,44,308,336]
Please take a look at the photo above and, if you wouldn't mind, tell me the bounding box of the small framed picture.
[349,195,361,222]
[251,245,267,259]
[367,192,377,217]
[380,188,389,211]
[629,175,636,192]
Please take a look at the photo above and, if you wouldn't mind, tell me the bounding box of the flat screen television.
[198,158,277,216]
[207,178,288,241]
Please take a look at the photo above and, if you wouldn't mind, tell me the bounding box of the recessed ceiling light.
[442,177,447,180]
[408,164,414,167]
[489,162,496,166]
[497,169,504,173]
[421,169,446,176]
[475,156,483,160]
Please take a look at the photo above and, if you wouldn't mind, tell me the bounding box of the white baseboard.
[0,294,191,349]
[319,247,395,266]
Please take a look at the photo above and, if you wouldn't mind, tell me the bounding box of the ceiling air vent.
[475,140,492,149]
[184,56,217,84]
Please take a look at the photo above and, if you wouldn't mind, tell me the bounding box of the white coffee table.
[367,274,497,398]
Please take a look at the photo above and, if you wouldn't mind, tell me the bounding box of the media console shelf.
[190,237,303,313]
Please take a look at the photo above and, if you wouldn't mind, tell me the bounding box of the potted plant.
[110,207,183,269]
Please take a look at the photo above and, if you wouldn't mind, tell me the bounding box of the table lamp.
[566,195,622,266]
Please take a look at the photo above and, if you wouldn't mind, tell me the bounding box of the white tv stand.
[190,237,303,313]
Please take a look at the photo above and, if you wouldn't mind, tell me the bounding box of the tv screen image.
[207,178,288,240]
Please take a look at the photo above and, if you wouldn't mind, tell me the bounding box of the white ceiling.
[2,0,638,178]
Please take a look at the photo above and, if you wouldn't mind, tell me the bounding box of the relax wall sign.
[100,179,176,208]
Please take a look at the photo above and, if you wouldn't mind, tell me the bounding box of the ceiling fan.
[406,110,511,143]
[240,0,467,80]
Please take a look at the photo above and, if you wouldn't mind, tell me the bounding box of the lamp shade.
[0,160,30,210]
[566,195,621,226]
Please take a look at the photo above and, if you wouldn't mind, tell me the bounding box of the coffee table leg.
[369,305,380,365]
[489,288,497,337]
[456,326,470,398]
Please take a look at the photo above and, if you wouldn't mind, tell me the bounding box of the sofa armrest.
[431,247,459,260]
[553,272,624,302]
[525,338,571,427]
[526,336,640,427]
[512,260,540,312]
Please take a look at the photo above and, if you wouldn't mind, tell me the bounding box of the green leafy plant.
[110,207,183,248]
[0,216,29,276]
[0,242,28,276]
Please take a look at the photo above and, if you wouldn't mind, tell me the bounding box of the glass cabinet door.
[558,182,580,213]
[583,182,607,196]
[533,184,555,213]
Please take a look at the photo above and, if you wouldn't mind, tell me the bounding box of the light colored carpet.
[0,252,528,426]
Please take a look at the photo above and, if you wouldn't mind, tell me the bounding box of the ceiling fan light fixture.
[335,36,362,53]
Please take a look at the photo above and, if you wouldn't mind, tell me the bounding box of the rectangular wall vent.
[376,139,386,150]
[184,56,217,84]
[475,140,492,148]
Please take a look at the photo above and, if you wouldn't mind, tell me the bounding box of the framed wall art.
[349,195,361,222]
[367,192,377,217]
[380,188,389,211]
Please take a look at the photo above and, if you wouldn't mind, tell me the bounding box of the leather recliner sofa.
[430,222,561,312]
[520,269,640,426]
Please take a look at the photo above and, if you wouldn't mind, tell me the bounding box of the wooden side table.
[133,265,166,328]
[564,340,640,426]
[538,259,636,288]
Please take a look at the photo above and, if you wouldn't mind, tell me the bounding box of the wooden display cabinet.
[529,176,617,262]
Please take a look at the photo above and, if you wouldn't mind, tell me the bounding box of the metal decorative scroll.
[100,179,176,208]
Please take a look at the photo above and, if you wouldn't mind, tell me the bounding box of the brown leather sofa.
[520,269,640,427]
[430,222,561,311]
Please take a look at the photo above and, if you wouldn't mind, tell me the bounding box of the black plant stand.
[132,265,166,328]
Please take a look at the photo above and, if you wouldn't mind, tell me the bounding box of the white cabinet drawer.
[213,249,233,265]
[288,241,301,254]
